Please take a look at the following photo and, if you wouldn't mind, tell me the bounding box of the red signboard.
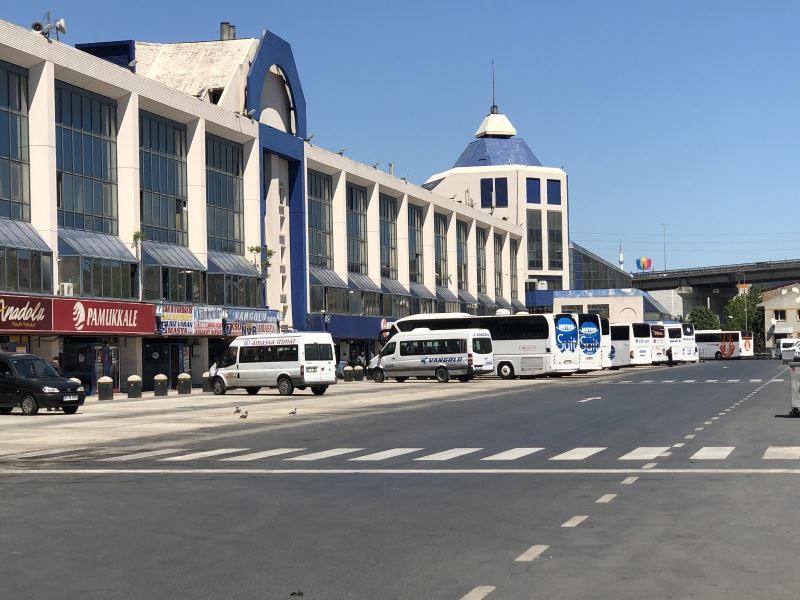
[53,298,156,335]
[0,294,53,332]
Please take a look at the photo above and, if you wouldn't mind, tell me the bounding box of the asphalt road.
[2,359,799,599]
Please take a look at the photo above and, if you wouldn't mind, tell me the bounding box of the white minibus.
[576,313,603,372]
[210,332,337,396]
[695,330,754,360]
[777,338,800,361]
[371,328,493,383]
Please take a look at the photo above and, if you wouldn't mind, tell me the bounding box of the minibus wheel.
[311,386,327,396]
[372,369,385,383]
[395,377,407,383]
[245,387,260,395]
[457,375,471,383]
[212,378,226,395]
[435,367,449,383]
[278,377,294,396]
[498,363,515,379]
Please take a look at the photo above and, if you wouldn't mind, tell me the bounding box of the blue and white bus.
[576,313,603,372]
[384,312,580,379]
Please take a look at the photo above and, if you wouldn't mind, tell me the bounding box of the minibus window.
[218,347,238,368]
[239,346,265,363]
[380,342,396,357]
[304,344,319,361]
[319,344,334,361]
[472,337,492,354]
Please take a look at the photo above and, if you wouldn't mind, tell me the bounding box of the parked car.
[0,352,86,415]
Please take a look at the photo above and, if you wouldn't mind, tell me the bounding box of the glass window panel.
[41,253,52,293]
[16,248,29,292]
[5,247,16,291]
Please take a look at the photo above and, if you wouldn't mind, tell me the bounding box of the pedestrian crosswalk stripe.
[219,448,306,462]
[99,448,187,462]
[691,447,735,460]
[286,448,364,461]
[160,448,249,462]
[763,447,800,460]
[349,448,424,461]
[415,448,483,461]
[618,447,670,460]
[481,448,544,461]
[9,448,84,458]
[549,447,606,461]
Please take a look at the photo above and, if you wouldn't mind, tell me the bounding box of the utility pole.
[660,223,667,271]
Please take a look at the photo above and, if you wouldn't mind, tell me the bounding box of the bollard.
[153,373,169,397]
[177,372,192,395]
[790,362,800,417]
[97,376,114,401]
[343,366,353,382]
[202,371,212,393]
[127,375,142,399]
[353,365,364,381]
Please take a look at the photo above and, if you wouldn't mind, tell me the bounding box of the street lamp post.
[660,223,667,271]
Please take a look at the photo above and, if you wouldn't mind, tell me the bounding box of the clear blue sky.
[6,1,800,270]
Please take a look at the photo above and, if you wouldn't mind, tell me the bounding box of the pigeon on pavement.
[289,408,297,415]
[239,411,248,419]
[233,406,241,414]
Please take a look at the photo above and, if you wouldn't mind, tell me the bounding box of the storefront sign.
[53,298,156,335]
[158,304,194,335]
[226,308,280,335]
[193,306,223,336]
[0,294,52,332]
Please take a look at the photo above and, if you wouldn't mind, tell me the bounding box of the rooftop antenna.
[491,59,498,114]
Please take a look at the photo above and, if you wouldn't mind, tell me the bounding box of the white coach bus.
[384,312,580,379]
[609,323,653,368]
[650,324,668,364]
[576,313,603,372]
[695,330,754,360]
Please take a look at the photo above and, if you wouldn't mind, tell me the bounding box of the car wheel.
[245,387,260,395]
[395,377,407,383]
[0,407,12,415]
[20,395,39,416]
[372,369,385,383]
[212,377,226,395]
[278,377,294,396]
[498,363,515,380]
[62,406,78,415]
[715,351,722,360]
[435,367,449,383]
[311,386,327,396]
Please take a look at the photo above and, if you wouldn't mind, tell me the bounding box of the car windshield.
[11,357,59,379]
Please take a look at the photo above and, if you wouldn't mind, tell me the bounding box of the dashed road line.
[621,476,638,485]
[561,515,588,528]
[596,494,617,504]
[515,544,549,562]
[460,585,496,600]
[642,462,657,469]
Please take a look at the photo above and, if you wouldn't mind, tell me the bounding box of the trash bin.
[153,373,169,397]
[790,361,800,417]
[127,375,142,399]
[177,372,191,395]
[343,366,353,382]
[97,376,114,401]
[354,365,364,381]
[202,371,212,393]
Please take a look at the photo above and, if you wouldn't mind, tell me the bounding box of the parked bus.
[608,323,653,368]
[371,328,493,383]
[650,324,668,364]
[384,312,580,378]
[681,323,698,363]
[577,313,603,372]
[600,317,612,369]
[695,330,754,360]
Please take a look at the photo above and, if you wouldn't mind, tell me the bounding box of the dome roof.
[453,107,541,168]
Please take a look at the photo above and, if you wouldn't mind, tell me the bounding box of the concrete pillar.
[186,118,208,268]
[192,338,209,386]
[396,193,410,285]
[485,227,496,299]
[421,203,435,291]
[118,337,143,391]
[446,212,458,294]
[27,61,58,282]
[465,218,477,297]
[30,337,59,362]
[501,231,511,300]
[331,170,347,279]
[116,92,140,293]
[366,183,380,283]
[243,137,261,283]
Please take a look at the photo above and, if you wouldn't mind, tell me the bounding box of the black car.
[0,353,86,416]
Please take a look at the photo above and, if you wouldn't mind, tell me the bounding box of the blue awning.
[143,241,204,271]
[436,286,459,303]
[309,267,347,288]
[512,298,527,311]
[0,218,51,252]
[58,228,136,262]
[495,296,513,309]
[458,289,478,305]
[348,272,381,292]
[381,278,411,297]
[477,292,497,307]
[207,251,259,277]
[410,282,436,300]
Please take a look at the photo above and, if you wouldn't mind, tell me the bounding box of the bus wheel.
[278,377,294,396]
[372,369,385,383]
[435,367,449,383]
[498,363,515,380]
[715,351,722,360]
[212,378,226,395]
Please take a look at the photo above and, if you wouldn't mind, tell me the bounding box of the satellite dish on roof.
[54,18,67,35]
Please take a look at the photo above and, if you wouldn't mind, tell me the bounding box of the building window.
[547,211,563,270]
[55,82,117,234]
[476,227,487,294]
[379,194,398,279]
[0,61,30,221]
[775,309,786,322]
[142,266,204,303]
[346,182,368,274]
[408,204,423,283]
[434,213,448,288]
[139,112,188,246]
[526,276,563,292]
[0,247,51,294]
[456,221,468,291]
[480,178,492,208]
[58,255,135,299]
[527,210,543,270]
[206,273,259,307]
[587,303,610,319]
[510,239,519,300]
[547,179,562,205]
[526,178,540,204]
[206,134,243,255]
[494,233,504,298]
[308,169,333,269]
[480,177,509,208]
[382,293,410,318]
[561,304,583,314]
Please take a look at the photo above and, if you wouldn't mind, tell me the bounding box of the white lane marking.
[711,417,720,421]
[349,448,424,461]
[685,434,696,439]
[8,448,83,458]
[694,427,704,431]
[515,544,549,562]
[549,447,606,461]
[621,476,639,485]
[660,451,672,457]
[704,421,713,425]
[561,515,588,528]
[673,443,685,448]
[641,380,654,383]
[578,396,602,403]
[460,586,496,600]
[705,379,718,383]
[619,380,634,383]
[618,447,671,460]
[683,379,696,383]
[750,379,762,382]
[727,379,740,382]
[691,447,735,460]
[286,448,364,461]
[662,380,675,383]
[414,448,483,461]
[160,448,249,462]
[764,447,800,460]
[642,462,657,469]
[774,378,785,382]
[481,448,544,461]
[219,448,306,462]
[99,448,187,462]
[596,493,617,504]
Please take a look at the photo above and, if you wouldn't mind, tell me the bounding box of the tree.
[686,305,720,330]
[724,287,765,352]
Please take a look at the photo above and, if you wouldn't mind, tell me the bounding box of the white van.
[210,332,337,396]
[372,328,493,383]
